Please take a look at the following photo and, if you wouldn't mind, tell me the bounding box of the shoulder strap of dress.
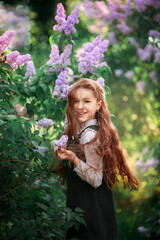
[79,125,98,138]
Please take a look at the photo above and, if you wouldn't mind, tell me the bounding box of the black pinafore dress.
[66,125,118,240]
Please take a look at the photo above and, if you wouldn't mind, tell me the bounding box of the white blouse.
[73,119,103,189]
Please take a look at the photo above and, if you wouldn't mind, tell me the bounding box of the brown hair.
[56,78,139,189]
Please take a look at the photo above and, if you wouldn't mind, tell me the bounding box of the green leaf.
[28,175,37,185]
[9,85,20,94]
[6,115,17,120]
[0,101,11,110]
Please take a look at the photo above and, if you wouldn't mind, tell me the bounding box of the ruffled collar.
[78,119,98,133]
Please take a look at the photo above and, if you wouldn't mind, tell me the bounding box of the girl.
[55,78,139,240]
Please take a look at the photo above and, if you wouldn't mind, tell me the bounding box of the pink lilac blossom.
[124,70,134,79]
[149,30,160,38]
[25,61,36,78]
[138,226,148,233]
[0,31,15,53]
[97,77,105,87]
[53,69,69,98]
[53,135,68,148]
[136,81,145,93]
[78,36,109,74]
[53,3,80,35]
[37,118,53,129]
[137,44,153,61]
[6,51,31,70]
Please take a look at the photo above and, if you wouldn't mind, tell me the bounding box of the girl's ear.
[97,100,102,111]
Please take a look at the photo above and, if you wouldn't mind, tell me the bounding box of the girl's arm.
[56,129,103,189]
[73,128,103,189]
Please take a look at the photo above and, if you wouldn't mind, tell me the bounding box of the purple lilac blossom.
[47,44,72,68]
[59,44,72,65]
[97,77,105,87]
[37,118,53,129]
[109,32,117,44]
[117,24,132,34]
[33,146,46,152]
[53,135,68,148]
[137,44,153,61]
[158,219,160,224]
[0,5,30,49]
[53,3,80,35]
[0,31,15,53]
[25,61,36,78]
[53,69,69,98]
[133,0,147,12]
[78,36,109,74]
[149,71,158,82]
[114,69,123,77]
[130,37,139,48]
[147,0,160,8]
[47,44,59,65]
[138,226,148,233]
[135,157,159,173]
[149,30,160,38]
[154,13,160,22]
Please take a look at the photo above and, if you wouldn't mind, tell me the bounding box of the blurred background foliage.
[0,0,160,239]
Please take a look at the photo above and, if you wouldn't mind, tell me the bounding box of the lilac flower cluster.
[138,226,148,233]
[116,24,132,35]
[33,146,46,152]
[137,44,153,61]
[135,157,159,173]
[53,69,70,98]
[47,44,72,67]
[37,118,53,129]
[78,36,109,74]
[53,135,68,148]
[6,51,31,70]
[97,77,105,87]
[53,3,80,35]
[25,61,36,80]
[0,5,30,49]
[0,31,15,54]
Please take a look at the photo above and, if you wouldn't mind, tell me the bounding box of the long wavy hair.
[56,78,139,189]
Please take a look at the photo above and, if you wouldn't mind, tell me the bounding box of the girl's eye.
[85,100,90,103]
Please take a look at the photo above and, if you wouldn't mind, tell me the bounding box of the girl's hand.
[56,148,80,166]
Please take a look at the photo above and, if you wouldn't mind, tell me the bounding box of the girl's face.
[73,88,101,124]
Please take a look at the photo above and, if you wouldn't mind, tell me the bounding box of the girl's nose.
[77,101,84,109]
